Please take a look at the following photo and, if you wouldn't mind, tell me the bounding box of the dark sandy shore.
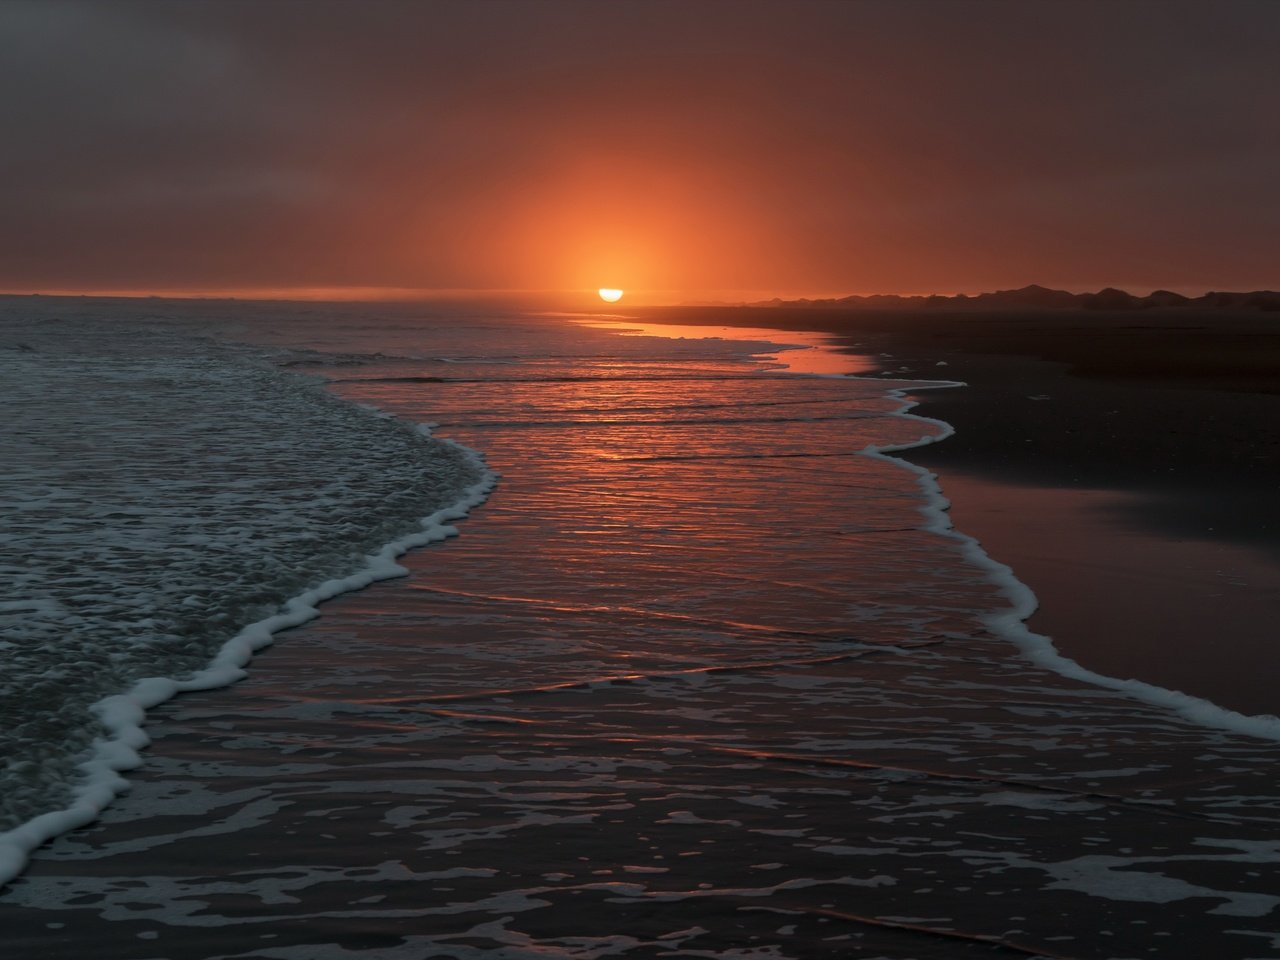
[635,306,1280,716]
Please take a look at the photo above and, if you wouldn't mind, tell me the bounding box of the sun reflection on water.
[578,320,874,376]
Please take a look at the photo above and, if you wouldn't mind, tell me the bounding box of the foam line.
[0,426,497,889]
[867,380,1280,744]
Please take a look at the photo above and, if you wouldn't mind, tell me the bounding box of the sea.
[1,297,1278,960]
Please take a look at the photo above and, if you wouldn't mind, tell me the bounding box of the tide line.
[867,379,1280,745]
[0,426,498,890]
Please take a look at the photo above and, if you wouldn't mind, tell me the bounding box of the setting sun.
[598,288,623,303]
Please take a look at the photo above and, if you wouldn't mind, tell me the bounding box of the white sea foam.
[0,314,496,886]
[868,382,1280,745]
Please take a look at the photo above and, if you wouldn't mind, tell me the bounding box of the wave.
[0,319,497,886]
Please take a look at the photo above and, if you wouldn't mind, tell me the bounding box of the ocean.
[1,297,1278,959]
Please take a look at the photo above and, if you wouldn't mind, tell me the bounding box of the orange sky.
[1,1,1277,301]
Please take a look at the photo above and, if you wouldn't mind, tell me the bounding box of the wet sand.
[930,476,1280,717]
[636,306,1280,717]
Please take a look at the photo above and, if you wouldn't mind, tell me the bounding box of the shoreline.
[5,305,1280,958]
[632,305,1280,717]
[0,411,496,889]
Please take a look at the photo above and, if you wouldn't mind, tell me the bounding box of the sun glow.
[598,288,624,303]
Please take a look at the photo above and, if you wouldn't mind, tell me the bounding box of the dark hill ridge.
[758,284,1280,312]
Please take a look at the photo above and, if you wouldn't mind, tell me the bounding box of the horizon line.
[0,282,1266,306]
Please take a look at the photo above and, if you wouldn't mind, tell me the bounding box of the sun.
[598,288,624,303]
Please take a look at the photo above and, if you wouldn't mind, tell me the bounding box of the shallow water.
[0,305,486,854]
[2,298,1279,958]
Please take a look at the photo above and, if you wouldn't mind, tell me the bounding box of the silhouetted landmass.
[756,284,1280,312]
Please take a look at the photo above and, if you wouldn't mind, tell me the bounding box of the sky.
[1,0,1277,301]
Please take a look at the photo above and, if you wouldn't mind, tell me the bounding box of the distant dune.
[755,284,1280,312]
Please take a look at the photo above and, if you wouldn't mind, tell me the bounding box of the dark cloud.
[2,0,1277,294]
